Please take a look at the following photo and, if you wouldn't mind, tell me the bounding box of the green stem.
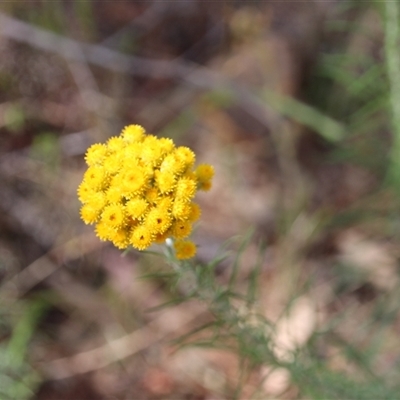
[385,0,400,186]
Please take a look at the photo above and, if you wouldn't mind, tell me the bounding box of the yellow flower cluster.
[78,124,214,259]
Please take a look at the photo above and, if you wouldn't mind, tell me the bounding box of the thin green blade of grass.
[0,298,48,400]
[204,253,231,272]
[348,96,388,132]
[347,65,385,98]
[228,228,255,290]
[171,321,222,347]
[319,63,357,91]
[292,364,396,400]
[180,341,237,353]
[145,297,190,314]
[263,90,346,142]
[319,56,383,99]
[384,0,400,187]
[246,241,266,306]
[6,299,48,367]
[330,332,378,379]
[138,271,177,281]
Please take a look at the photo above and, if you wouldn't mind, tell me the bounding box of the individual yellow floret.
[83,165,107,191]
[175,177,197,202]
[126,198,148,219]
[110,227,131,249]
[140,140,165,166]
[157,196,173,212]
[158,137,175,155]
[172,199,192,220]
[199,180,212,191]
[123,142,142,161]
[195,164,215,182]
[107,136,125,152]
[77,181,96,204]
[171,220,192,239]
[142,134,159,147]
[131,225,153,250]
[103,153,122,175]
[174,240,197,260]
[106,185,124,204]
[195,164,214,191]
[188,202,201,222]
[101,204,125,228]
[95,221,115,241]
[120,165,149,196]
[175,146,196,170]
[154,231,170,244]
[85,191,107,212]
[145,207,172,235]
[84,143,107,166]
[121,124,145,143]
[80,204,100,224]
[156,170,176,194]
[159,153,184,176]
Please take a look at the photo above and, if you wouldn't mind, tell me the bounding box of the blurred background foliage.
[1,0,400,399]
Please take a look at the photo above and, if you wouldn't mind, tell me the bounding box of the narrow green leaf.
[263,90,346,142]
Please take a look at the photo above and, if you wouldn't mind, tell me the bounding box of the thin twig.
[39,300,206,379]
[0,233,105,300]
[100,1,168,47]
[0,12,274,129]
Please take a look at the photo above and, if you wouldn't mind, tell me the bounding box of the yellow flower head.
[107,136,125,153]
[106,185,124,204]
[195,164,214,191]
[131,225,152,250]
[171,220,192,239]
[174,240,197,260]
[85,143,107,166]
[78,124,214,258]
[77,181,96,203]
[158,137,175,155]
[101,204,125,228]
[95,221,114,241]
[103,153,122,175]
[175,177,197,202]
[122,124,145,143]
[175,146,196,170]
[126,198,148,219]
[120,165,149,196]
[85,191,107,212]
[189,202,201,223]
[157,196,173,212]
[83,165,107,191]
[110,227,131,249]
[172,199,192,220]
[160,153,184,176]
[154,231,170,244]
[195,164,215,182]
[146,207,172,235]
[156,170,176,194]
[80,204,100,224]
[200,180,212,192]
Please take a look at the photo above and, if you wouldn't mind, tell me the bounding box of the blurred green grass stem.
[263,90,346,143]
[385,0,400,187]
